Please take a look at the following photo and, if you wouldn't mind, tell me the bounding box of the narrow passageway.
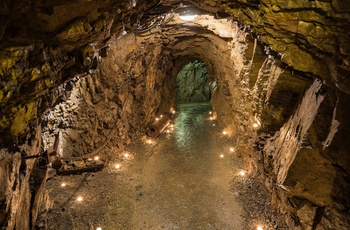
[45,103,285,230]
[130,103,243,229]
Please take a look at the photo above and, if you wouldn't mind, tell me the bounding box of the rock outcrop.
[0,0,349,229]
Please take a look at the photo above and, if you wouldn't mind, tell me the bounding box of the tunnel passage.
[1,1,350,230]
[175,60,210,104]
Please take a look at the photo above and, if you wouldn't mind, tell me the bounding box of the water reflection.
[174,103,212,150]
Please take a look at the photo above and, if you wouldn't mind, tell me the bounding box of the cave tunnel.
[1,0,350,229]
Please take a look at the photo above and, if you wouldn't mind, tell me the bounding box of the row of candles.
[208,110,265,230]
[58,110,178,230]
[59,109,264,230]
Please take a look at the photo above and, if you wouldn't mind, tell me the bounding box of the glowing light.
[209,111,212,115]
[170,124,174,128]
[230,147,234,152]
[147,139,153,144]
[61,183,66,187]
[115,164,121,169]
[220,154,224,158]
[166,130,170,133]
[239,171,246,176]
[209,117,213,120]
[96,227,102,230]
[179,15,197,21]
[213,124,215,126]
[77,197,83,202]
[222,131,228,135]
[253,123,259,128]
[172,110,176,114]
[155,118,159,121]
[160,115,163,118]
[257,226,263,230]
[94,156,99,161]
[124,153,129,158]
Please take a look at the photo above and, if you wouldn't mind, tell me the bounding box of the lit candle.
[239,171,245,176]
[147,139,152,144]
[223,131,228,135]
[77,197,83,202]
[94,156,99,161]
[220,154,224,158]
[209,111,212,115]
[160,115,163,118]
[115,164,121,169]
[61,183,66,187]
[230,147,234,152]
[156,118,159,121]
[124,153,129,158]
[209,117,213,120]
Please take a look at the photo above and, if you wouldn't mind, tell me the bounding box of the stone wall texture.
[0,0,349,229]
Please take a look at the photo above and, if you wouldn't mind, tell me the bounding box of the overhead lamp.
[179,15,197,21]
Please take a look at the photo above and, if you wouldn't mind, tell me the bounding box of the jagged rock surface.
[0,1,349,229]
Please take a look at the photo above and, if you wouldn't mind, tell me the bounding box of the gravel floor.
[42,103,286,230]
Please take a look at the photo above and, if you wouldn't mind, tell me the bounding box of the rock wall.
[176,61,210,103]
[41,33,174,159]
[0,0,350,229]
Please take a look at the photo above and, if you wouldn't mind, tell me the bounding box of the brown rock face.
[0,0,349,229]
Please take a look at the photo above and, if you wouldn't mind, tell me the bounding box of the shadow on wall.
[175,60,210,103]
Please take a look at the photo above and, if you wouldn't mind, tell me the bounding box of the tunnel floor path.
[44,103,286,230]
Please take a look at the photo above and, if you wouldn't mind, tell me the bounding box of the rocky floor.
[40,103,286,230]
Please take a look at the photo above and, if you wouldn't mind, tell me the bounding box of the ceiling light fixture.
[179,15,197,21]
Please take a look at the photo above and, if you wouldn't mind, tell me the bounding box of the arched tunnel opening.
[175,60,211,104]
[1,1,350,230]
